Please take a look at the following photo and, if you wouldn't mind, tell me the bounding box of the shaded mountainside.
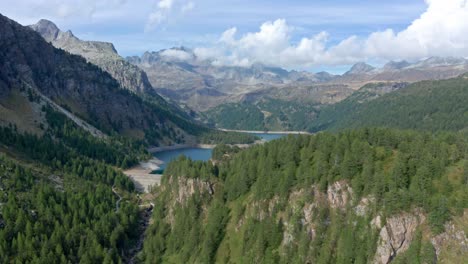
[139,128,468,263]
[309,75,468,133]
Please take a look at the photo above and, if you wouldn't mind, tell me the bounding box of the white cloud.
[160,49,193,60]
[145,0,195,31]
[195,0,468,68]
[158,0,174,9]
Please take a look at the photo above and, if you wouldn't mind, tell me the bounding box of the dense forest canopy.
[140,128,468,263]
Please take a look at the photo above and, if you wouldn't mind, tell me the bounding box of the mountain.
[344,62,375,75]
[140,128,468,263]
[337,57,468,86]
[309,74,468,132]
[30,19,155,95]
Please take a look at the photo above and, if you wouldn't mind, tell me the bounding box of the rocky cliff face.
[373,211,426,264]
[156,174,467,263]
[30,19,155,95]
[431,212,468,262]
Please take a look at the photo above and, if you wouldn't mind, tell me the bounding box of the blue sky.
[2,0,467,73]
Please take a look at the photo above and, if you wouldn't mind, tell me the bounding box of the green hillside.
[204,98,319,131]
[310,76,468,132]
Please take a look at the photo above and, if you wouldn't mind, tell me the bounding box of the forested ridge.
[204,98,319,131]
[140,128,468,263]
[309,75,468,132]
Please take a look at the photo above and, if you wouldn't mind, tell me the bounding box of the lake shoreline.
[147,141,265,153]
[126,130,308,192]
[147,143,215,153]
[218,128,311,135]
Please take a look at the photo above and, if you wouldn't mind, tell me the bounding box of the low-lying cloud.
[194,0,468,68]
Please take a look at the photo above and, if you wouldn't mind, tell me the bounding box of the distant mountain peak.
[30,19,61,42]
[345,62,375,75]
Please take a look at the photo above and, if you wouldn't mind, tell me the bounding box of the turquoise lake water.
[153,133,287,170]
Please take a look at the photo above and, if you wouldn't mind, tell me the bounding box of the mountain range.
[126,47,468,113]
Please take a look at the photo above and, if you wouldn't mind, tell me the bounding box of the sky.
[1,0,467,73]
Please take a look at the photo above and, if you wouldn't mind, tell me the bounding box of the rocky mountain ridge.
[30,19,155,95]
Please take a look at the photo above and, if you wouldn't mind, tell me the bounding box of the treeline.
[197,130,259,145]
[140,128,468,263]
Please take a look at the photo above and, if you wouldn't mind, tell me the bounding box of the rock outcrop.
[327,180,354,210]
[373,211,426,264]
[431,221,468,259]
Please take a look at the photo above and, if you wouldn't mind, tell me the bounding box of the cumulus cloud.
[145,0,195,31]
[160,49,194,60]
[195,0,468,68]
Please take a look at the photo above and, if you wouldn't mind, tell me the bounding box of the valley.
[1,2,468,263]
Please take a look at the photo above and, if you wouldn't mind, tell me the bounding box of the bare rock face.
[373,211,426,264]
[165,176,214,225]
[327,180,354,210]
[167,176,213,205]
[431,222,468,259]
[355,196,375,216]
